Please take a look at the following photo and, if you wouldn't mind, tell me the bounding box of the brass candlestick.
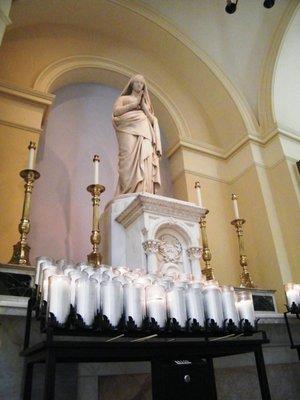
[231,218,255,288]
[199,210,215,281]
[86,183,105,266]
[9,168,40,266]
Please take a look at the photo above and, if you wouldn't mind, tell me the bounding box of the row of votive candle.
[284,283,300,308]
[35,257,256,329]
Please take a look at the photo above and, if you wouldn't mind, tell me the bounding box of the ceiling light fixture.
[225,0,239,14]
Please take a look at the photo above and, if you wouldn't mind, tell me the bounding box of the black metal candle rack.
[284,302,300,360]
[24,288,264,350]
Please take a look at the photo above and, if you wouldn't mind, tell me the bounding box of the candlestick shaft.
[199,212,214,280]
[9,169,40,266]
[231,219,254,288]
[87,184,105,266]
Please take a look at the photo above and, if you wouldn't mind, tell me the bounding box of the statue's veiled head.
[120,74,154,114]
[121,74,146,96]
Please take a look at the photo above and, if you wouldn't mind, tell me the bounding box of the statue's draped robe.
[112,109,161,194]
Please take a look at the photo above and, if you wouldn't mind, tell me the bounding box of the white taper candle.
[194,181,203,208]
[27,141,36,170]
[231,193,240,219]
[93,154,100,184]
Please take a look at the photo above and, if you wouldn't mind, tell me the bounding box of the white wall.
[141,0,289,117]
[30,83,173,262]
[274,6,300,135]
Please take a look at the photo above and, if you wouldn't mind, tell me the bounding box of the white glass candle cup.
[221,285,239,326]
[56,259,73,270]
[146,284,167,329]
[294,284,300,307]
[179,273,193,284]
[167,284,187,328]
[134,275,153,287]
[76,262,90,271]
[102,267,121,282]
[116,266,130,276]
[48,275,71,325]
[124,282,145,328]
[68,270,87,307]
[90,271,103,313]
[84,266,98,277]
[38,262,57,293]
[75,276,97,327]
[157,277,173,291]
[62,264,75,276]
[125,268,143,281]
[100,278,123,328]
[98,264,109,274]
[35,257,53,286]
[285,283,300,308]
[41,266,60,303]
[186,284,205,327]
[236,291,255,326]
[202,280,224,328]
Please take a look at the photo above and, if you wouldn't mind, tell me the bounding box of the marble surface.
[102,193,204,276]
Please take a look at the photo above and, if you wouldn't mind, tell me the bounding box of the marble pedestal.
[102,193,206,279]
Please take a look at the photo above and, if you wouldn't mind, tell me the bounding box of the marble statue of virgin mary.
[112,74,162,194]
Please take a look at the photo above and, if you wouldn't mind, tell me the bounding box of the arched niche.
[31,81,174,262]
[33,56,184,151]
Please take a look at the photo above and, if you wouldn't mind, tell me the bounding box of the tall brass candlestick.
[231,213,254,288]
[86,181,105,266]
[199,210,215,281]
[9,168,40,266]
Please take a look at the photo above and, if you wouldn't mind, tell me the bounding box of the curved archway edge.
[33,55,189,149]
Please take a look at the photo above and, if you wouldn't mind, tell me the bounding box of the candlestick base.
[240,270,255,289]
[87,250,102,266]
[8,241,31,266]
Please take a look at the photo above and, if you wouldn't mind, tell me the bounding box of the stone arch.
[33,55,188,149]
[258,0,300,134]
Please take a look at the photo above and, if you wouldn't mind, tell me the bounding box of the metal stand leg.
[43,349,56,400]
[254,346,271,400]
[22,361,34,400]
[206,358,218,400]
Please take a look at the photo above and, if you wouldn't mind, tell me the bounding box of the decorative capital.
[186,247,202,260]
[142,239,160,254]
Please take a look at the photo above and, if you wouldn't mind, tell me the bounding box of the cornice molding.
[0,80,54,106]
[0,118,42,134]
[167,128,300,162]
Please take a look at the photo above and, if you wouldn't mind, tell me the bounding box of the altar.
[102,192,203,279]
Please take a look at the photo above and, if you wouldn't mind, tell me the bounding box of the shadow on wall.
[30,83,173,263]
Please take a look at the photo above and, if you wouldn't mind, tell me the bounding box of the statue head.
[120,74,154,114]
[121,74,145,96]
